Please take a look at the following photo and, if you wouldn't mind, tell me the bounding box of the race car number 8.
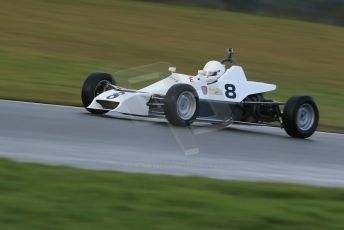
[225,84,236,99]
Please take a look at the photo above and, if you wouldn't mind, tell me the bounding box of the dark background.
[139,0,344,26]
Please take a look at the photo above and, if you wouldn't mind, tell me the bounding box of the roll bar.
[220,48,236,65]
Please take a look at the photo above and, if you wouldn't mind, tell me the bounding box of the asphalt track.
[1,99,344,187]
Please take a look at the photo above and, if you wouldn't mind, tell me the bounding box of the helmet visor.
[206,71,218,76]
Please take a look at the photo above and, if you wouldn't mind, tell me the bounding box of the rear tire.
[81,72,115,114]
[282,95,319,138]
[164,84,199,126]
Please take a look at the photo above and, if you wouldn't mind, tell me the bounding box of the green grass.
[0,0,343,131]
[0,158,343,230]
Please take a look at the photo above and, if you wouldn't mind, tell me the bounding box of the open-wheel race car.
[81,48,319,138]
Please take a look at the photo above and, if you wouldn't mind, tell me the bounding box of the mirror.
[168,67,176,73]
[198,70,206,76]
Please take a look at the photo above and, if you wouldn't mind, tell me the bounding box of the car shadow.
[79,112,314,142]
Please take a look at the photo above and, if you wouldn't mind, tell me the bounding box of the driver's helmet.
[203,61,225,84]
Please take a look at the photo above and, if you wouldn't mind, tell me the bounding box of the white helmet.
[203,60,225,83]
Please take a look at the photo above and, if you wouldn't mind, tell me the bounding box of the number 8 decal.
[225,84,236,99]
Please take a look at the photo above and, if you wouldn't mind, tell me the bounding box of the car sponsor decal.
[201,86,208,95]
[208,87,223,95]
[189,76,194,82]
[169,76,179,82]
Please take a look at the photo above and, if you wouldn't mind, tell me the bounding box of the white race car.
[81,49,319,138]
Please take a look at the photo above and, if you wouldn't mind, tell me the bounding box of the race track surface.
[1,99,344,187]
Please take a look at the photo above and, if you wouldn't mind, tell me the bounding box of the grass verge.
[0,158,344,230]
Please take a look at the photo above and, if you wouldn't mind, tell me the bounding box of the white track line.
[0,99,82,109]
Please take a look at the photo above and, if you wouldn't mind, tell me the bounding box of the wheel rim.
[176,91,196,120]
[94,80,111,97]
[296,103,315,131]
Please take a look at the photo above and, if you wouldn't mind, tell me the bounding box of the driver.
[202,60,226,84]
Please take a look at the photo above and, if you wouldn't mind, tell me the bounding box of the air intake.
[96,100,119,110]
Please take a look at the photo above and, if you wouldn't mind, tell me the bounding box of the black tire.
[164,84,199,127]
[282,95,319,138]
[81,72,115,114]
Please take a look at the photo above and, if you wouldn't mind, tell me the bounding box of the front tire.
[282,95,319,138]
[81,72,115,114]
[164,84,199,126]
